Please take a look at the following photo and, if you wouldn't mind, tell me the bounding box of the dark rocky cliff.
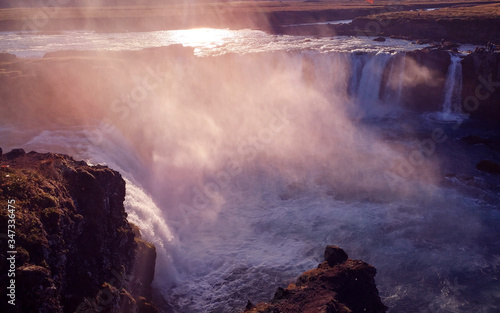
[400,49,452,113]
[243,245,387,313]
[415,49,500,126]
[376,49,500,125]
[0,149,158,313]
[461,52,500,124]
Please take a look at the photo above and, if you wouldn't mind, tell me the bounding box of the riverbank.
[349,2,500,44]
[274,2,500,44]
[0,0,498,33]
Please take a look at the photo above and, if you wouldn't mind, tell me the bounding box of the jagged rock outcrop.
[0,149,158,313]
[243,245,387,313]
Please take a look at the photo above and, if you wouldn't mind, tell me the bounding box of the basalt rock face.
[0,149,158,313]
[388,50,500,124]
[401,49,451,113]
[461,52,500,125]
[243,245,387,313]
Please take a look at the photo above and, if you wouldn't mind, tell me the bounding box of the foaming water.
[1,33,500,313]
[423,111,468,124]
[5,123,500,312]
[0,28,429,58]
[124,178,177,290]
[282,19,353,27]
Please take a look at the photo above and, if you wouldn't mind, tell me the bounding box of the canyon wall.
[0,149,158,313]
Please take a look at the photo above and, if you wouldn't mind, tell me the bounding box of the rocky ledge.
[0,149,158,313]
[243,245,387,313]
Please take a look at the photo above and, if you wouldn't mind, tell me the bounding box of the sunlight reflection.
[170,28,234,50]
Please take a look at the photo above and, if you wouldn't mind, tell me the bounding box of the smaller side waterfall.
[383,52,406,104]
[442,54,463,115]
[348,53,366,97]
[424,53,466,123]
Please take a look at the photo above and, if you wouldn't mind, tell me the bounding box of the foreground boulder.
[243,245,387,313]
[0,149,158,313]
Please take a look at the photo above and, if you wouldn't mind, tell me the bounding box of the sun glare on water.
[170,28,235,51]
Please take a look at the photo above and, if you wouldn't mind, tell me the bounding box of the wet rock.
[416,39,432,44]
[461,135,493,146]
[243,246,387,313]
[273,287,290,300]
[324,245,349,267]
[373,36,386,42]
[461,52,500,125]
[476,160,500,174]
[137,296,160,313]
[246,300,256,310]
[440,41,459,50]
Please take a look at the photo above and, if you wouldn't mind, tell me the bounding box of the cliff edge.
[0,148,158,313]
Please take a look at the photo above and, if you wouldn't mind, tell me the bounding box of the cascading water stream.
[395,54,406,102]
[438,54,465,122]
[356,53,392,106]
[347,52,407,118]
[383,53,407,104]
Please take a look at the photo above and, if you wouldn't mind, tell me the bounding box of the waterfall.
[2,46,496,313]
[356,52,392,105]
[348,53,366,97]
[348,52,406,117]
[395,53,406,102]
[441,54,464,119]
[383,52,406,104]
